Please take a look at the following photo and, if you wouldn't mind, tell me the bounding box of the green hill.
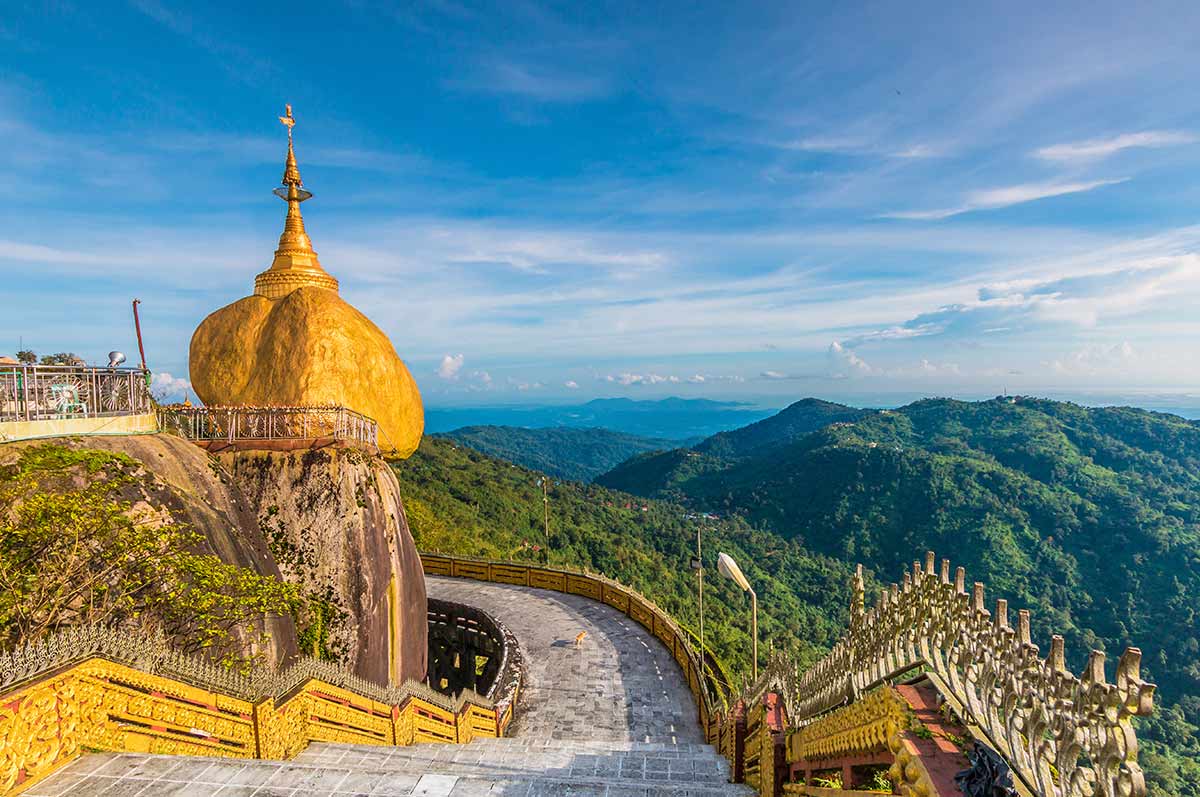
[437,425,682,482]
[399,397,1200,794]
[599,398,868,497]
[598,395,1200,793]
[390,436,858,682]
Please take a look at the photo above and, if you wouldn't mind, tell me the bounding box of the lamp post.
[690,529,705,675]
[537,477,550,564]
[717,552,757,680]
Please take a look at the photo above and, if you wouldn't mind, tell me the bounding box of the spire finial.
[279,104,295,141]
[253,104,339,299]
[277,104,304,189]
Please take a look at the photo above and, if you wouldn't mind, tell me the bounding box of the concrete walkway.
[426,576,703,745]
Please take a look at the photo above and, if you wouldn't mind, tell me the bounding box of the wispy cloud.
[883,179,1128,220]
[454,59,612,102]
[1035,131,1195,163]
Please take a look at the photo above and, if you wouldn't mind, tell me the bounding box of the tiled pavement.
[27,578,750,796]
[424,576,704,744]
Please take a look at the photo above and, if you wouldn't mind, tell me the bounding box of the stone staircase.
[28,579,754,796]
[35,739,752,796]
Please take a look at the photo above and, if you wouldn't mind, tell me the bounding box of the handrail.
[0,623,504,796]
[158,404,379,450]
[0,364,151,422]
[730,552,1156,797]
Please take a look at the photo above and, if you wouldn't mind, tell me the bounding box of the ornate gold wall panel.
[0,648,501,796]
[786,687,911,764]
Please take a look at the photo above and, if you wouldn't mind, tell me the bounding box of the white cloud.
[151,371,191,402]
[883,179,1127,220]
[761,370,788,380]
[564,380,579,389]
[437,353,465,380]
[1049,341,1137,374]
[1035,131,1196,163]
[604,372,682,386]
[471,370,492,384]
[827,341,872,378]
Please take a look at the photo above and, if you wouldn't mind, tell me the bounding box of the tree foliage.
[0,445,297,669]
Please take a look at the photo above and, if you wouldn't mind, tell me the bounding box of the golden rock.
[189,106,423,457]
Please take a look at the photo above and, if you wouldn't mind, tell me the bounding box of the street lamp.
[717,552,757,680]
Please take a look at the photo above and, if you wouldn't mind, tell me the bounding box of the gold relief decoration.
[786,687,912,764]
[0,622,504,794]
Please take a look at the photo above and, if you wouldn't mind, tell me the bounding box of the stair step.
[294,742,732,785]
[31,752,755,796]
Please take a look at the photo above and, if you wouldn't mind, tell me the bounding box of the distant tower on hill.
[188,106,424,457]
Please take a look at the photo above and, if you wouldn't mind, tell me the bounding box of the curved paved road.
[427,576,704,745]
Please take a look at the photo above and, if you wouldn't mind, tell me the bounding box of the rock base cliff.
[220,447,427,685]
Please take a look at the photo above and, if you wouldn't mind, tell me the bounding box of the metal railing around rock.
[0,364,151,422]
[158,404,379,451]
[0,625,500,796]
[727,552,1156,797]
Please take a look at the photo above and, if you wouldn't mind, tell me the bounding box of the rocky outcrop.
[220,447,427,685]
[2,433,427,686]
[0,434,300,668]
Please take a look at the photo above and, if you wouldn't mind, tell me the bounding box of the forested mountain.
[401,398,1200,793]
[597,395,1200,794]
[599,398,868,494]
[437,426,682,482]
[390,436,856,685]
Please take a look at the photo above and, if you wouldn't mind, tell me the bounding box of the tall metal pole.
[749,588,758,681]
[697,526,705,674]
[131,299,148,370]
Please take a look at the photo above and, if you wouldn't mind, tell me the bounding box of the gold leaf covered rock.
[188,106,423,457]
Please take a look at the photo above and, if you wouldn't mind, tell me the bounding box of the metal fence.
[0,364,152,422]
[158,405,379,449]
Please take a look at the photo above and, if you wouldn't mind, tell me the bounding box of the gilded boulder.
[189,287,424,458]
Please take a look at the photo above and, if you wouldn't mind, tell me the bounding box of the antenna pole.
[132,299,148,370]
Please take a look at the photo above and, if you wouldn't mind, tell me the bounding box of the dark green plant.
[0,445,298,670]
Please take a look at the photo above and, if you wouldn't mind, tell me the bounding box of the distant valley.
[437,425,688,482]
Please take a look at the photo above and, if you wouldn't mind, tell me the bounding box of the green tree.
[0,446,297,669]
[38,352,85,366]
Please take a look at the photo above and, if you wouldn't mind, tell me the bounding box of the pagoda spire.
[254,104,339,299]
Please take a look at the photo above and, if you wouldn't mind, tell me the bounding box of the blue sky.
[3,1,1200,407]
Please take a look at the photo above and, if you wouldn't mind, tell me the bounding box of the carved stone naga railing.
[747,551,1155,797]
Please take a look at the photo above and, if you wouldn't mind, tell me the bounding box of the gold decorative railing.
[158,404,379,451]
[0,625,502,796]
[733,552,1156,797]
[0,364,151,422]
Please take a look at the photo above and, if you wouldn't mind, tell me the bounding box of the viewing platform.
[157,404,380,454]
[0,363,156,442]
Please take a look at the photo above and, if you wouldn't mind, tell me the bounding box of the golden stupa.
[189,106,424,457]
